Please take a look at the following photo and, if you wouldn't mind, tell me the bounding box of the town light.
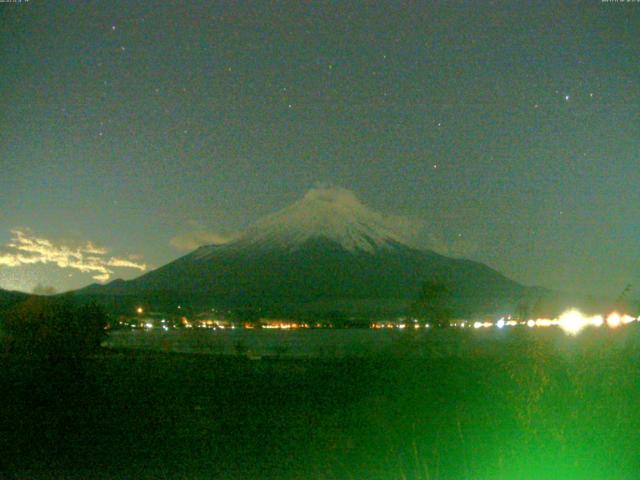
[606,312,621,329]
[558,310,585,336]
[621,314,635,325]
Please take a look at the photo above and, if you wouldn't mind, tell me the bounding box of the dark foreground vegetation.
[1,296,107,358]
[2,323,640,479]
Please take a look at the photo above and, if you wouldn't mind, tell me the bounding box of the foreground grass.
[1,327,640,479]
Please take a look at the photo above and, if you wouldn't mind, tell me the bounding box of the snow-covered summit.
[197,187,409,256]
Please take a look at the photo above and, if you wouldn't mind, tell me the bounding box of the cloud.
[0,229,147,282]
[92,273,111,282]
[0,253,21,267]
[170,228,238,252]
[379,216,478,258]
[106,257,148,269]
[382,214,428,249]
[425,232,479,258]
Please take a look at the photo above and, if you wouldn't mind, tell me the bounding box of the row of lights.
[135,307,636,337]
[371,323,432,330]
[474,310,637,336]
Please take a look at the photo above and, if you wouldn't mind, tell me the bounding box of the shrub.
[2,297,108,359]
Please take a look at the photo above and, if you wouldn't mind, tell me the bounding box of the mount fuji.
[77,187,528,317]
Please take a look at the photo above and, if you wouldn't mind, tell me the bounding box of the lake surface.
[104,328,483,358]
[103,326,640,358]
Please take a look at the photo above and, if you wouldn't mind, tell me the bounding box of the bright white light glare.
[558,310,586,336]
[462,309,630,335]
[621,314,635,325]
[606,312,622,329]
[556,310,604,336]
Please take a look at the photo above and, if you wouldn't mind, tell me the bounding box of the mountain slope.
[204,187,406,254]
[77,187,528,316]
[0,288,30,312]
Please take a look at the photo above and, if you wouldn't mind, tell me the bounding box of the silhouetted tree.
[613,284,634,314]
[530,295,550,319]
[515,299,531,322]
[411,279,453,327]
[326,310,347,328]
[234,306,263,327]
[2,297,108,359]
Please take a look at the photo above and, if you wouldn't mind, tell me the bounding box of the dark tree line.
[411,279,454,327]
[1,297,108,359]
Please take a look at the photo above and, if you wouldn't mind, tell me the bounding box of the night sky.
[1,1,638,296]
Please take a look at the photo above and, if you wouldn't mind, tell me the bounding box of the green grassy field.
[2,327,640,479]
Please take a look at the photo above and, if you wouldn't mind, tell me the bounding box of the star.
[564,94,570,101]
[111,25,116,31]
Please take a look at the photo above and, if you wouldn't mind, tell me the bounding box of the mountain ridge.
[196,187,410,256]
[0,288,31,312]
[75,187,530,317]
